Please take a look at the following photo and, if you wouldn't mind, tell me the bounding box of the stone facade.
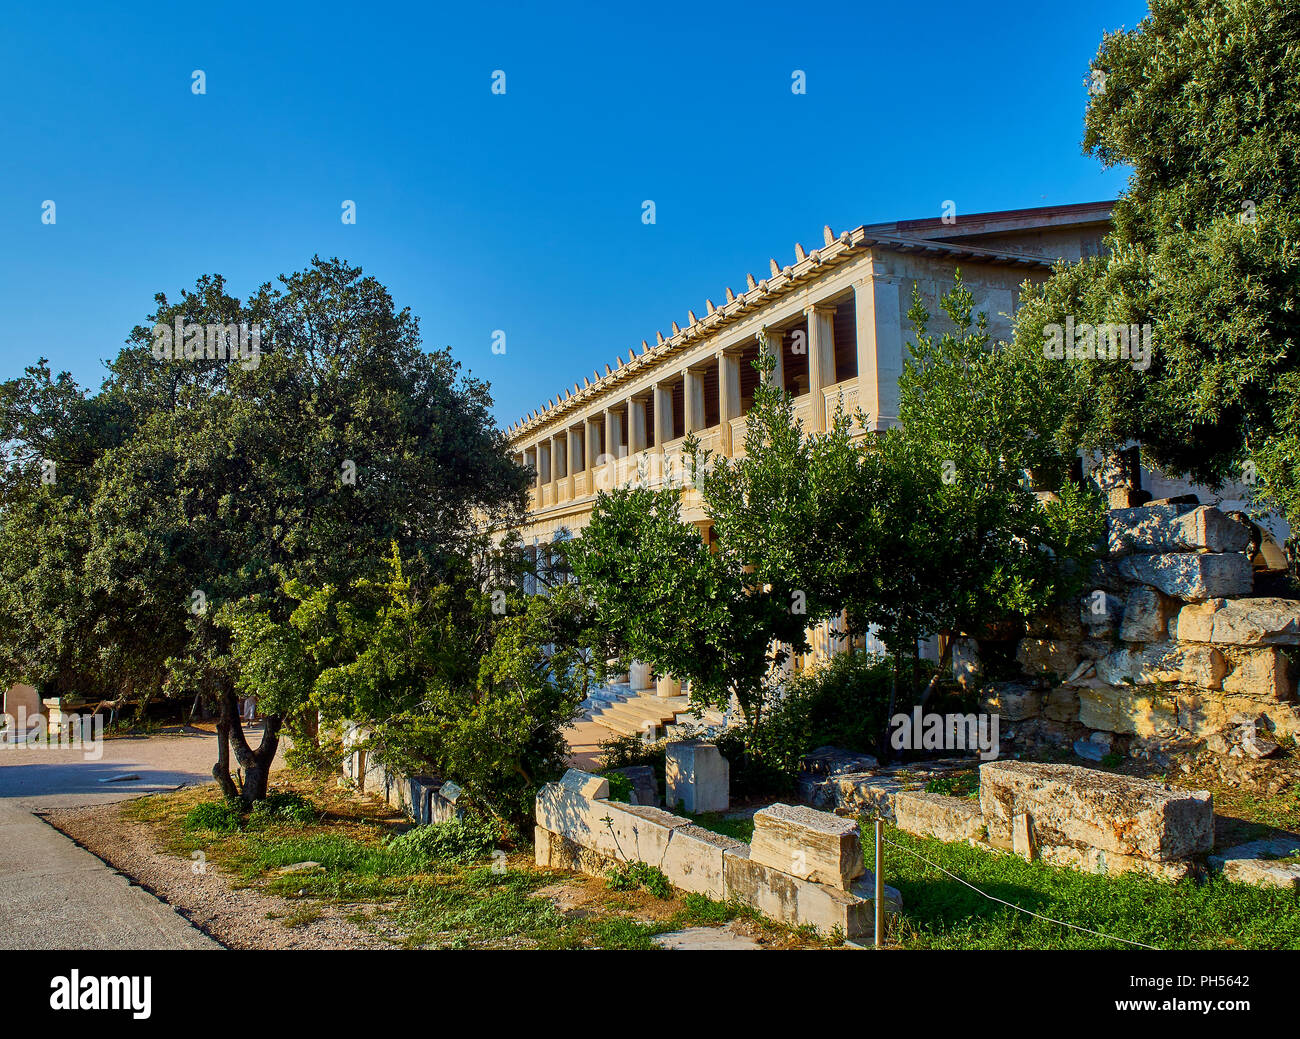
[984,503,1300,761]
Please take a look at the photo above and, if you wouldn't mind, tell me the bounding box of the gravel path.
[44,799,393,951]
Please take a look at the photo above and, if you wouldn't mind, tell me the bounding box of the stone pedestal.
[666,741,730,814]
[2,685,42,728]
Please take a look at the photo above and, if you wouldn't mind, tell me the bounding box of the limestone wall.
[534,769,899,940]
[340,723,463,824]
[824,759,1212,882]
[983,503,1300,761]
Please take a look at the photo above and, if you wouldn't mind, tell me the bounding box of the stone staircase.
[584,682,691,739]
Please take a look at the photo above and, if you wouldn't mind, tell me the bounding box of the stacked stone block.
[986,504,1300,759]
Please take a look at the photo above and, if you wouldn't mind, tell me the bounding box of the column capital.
[804,301,838,317]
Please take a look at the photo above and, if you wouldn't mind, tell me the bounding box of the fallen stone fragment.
[979,760,1212,862]
[1210,838,1300,891]
[1107,505,1252,556]
[749,803,864,890]
[1117,552,1252,601]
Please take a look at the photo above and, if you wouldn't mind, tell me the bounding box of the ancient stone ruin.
[979,503,1299,763]
[534,769,900,940]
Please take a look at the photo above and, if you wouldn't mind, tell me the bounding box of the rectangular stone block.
[1015,639,1083,678]
[1118,586,1177,643]
[1095,642,1227,689]
[1117,552,1252,601]
[608,765,659,807]
[534,824,552,867]
[983,682,1041,721]
[1221,647,1292,700]
[665,741,730,813]
[1043,686,1080,723]
[661,824,746,898]
[599,802,691,868]
[723,850,866,938]
[1108,505,1252,556]
[1174,597,1300,646]
[1078,683,1178,736]
[384,767,410,812]
[1210,839,1300,891]
[749,803,864,889]
[535,776,611,848]
[428,787,464,824]
[979,760,1212,862]
[407,775,441,824]
[891,790,986,844]
[534,825,619,877]
[361,748,387,795]
[557,768,610,800]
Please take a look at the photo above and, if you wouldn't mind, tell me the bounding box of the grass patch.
[924,772,978,798]
[684,810,755,843]
[879,823,1300,950]
[122,771,824,949]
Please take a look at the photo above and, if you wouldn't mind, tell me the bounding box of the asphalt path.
[0,724,279,950]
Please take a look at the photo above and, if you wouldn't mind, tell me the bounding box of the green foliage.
[573,282,1099,760]
[924,773,979,799]
[250,792,319,826]
[183,791,319,832]
[0,258,529,801]
[885,824,1300,949]
[1015,0,1300,542]
[870,278,1103,654]
[605,861,672,899]
[183,800,244,833]
[679,893,736,925]
[282,723,345,777]
[230,547,588,827]
[383,816,500,867]
[683,811,755,844]
[570,483,805,725]
[600,771,634,804]
[597,734,667,796]
[712,652,923,794]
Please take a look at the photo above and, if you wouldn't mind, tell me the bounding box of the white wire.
[880,835,1160,950]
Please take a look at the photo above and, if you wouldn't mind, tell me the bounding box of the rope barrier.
[878,834,1160,951]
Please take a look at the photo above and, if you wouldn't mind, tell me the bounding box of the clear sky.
[0,0,1147,428]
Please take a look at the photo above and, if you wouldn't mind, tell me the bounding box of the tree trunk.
[917,634,955,708]
[879,651,901,762]
[213,688,282,807]
[211,704,240,801]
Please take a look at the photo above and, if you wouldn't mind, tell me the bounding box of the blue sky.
[0,0,1146,427]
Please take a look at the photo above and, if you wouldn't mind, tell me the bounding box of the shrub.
[601,771,634,804]
[605,861,671,898]
[184,799,244,833]
[384,815,500,866]
[250,791,319,826]
[717,652,929,796]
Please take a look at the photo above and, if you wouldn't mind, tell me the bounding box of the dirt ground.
[44,799,392,950]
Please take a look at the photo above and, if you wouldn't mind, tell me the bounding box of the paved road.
[0,725,277,950]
